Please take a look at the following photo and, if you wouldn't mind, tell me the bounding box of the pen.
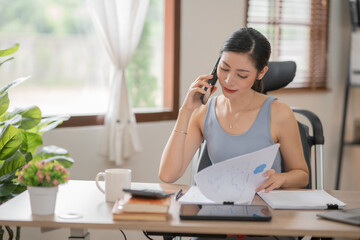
[175,189,183,201]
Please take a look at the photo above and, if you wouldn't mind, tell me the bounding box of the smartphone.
[200,58,220,105]
[123,188,175,199]
[179,204,272,221]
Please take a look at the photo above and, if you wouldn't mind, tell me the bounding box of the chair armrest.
[292,108,324,145]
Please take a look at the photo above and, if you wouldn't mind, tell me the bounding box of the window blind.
[246,0,329,89]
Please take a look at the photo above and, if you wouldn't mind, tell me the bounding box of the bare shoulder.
[271,99,296,124]
[191,98,212,128]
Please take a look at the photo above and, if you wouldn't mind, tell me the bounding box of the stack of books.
[112,195,171,221]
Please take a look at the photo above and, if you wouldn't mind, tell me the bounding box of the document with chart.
[179,144,280,205]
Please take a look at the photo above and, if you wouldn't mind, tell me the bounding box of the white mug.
[95,168,131,202]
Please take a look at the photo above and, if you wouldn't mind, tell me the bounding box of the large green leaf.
[34,145,73,168]
[12,184,27,195]
[0,182,17,197]
[0,151,26,177]
[0,169,17,183]
[0,43,19,57]
[33,145,69,160]
[0,57,14,67]
[21,131,42,154]
[0,92,9,117]
[0,184,27,203]
[0,114,22,128]
[0,125,22,160]
[43,156,74,169]
[0,76,29,96]
[29,115,70,134]
[6,106,41,130]
[0,194,15,204]
[23,152,32,163]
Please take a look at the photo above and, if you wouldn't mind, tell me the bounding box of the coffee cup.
[95,168,131,202]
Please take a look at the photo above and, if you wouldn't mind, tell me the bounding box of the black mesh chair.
[148,61,325,240]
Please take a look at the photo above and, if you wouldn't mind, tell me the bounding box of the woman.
[159,27,309,193]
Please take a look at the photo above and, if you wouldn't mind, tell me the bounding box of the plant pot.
[27,186,59,215]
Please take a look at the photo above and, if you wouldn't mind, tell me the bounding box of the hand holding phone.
[200,58,220,105]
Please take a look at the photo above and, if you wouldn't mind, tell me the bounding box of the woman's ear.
[257,66,269,80]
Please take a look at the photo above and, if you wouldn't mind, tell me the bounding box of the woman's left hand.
[256,169,286,192]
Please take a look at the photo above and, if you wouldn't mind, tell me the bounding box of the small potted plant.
[16,160,70,215]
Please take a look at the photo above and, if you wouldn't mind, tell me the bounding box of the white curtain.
[87,0,149,165]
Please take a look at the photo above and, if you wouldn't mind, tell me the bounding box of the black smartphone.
[179,204,272,221]
[123,188,174,199]
[200,58,220,105]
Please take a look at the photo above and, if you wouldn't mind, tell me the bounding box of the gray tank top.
[203,96,282,173]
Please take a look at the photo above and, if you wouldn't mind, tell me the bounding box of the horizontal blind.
[247,0,329,89]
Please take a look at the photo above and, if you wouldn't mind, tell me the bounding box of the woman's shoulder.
[270,98,296,124]
[192,96,215,125]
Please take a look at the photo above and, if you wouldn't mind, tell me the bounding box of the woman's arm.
[158,75,214,183]
[257,101,309,192]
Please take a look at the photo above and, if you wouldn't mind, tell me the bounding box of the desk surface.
[0,180,359,238]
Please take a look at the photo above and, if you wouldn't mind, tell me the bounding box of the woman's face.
[217,51,265,98]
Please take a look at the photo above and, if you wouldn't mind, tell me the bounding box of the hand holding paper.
[191,144,280,204]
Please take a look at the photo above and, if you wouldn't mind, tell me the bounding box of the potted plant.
[0,44,74,238]
[16,160,69,215]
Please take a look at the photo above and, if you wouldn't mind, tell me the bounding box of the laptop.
[317,208,360,226]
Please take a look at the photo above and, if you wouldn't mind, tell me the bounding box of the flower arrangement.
[16,160,70,187]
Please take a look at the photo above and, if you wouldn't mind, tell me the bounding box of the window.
[246,0,329,89]
[0,0,180,127]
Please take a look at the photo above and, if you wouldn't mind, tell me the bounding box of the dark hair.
[220,28,271,93]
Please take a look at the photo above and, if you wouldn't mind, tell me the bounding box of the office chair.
[147,61,325,240]
[264,61,324,189]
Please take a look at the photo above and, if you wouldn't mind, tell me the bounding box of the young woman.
[159,27,309,193]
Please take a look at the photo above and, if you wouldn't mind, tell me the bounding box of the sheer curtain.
[87,0,149,165]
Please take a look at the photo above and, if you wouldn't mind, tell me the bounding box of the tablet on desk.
[179,204,272,221]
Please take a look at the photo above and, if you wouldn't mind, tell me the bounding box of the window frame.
[245,0,330,90]
[60,0,180,128]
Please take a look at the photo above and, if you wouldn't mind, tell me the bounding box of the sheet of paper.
[258,190,346,209]
[178,186,215,204]
[194,143,280,204]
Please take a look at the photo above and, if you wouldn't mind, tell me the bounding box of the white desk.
[0,180,359,239]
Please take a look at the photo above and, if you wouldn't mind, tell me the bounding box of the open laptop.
[317,208,360,226]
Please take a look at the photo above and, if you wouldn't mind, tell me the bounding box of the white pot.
[27,186,59,215]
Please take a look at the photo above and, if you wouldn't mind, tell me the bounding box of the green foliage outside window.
[0,0,164,110]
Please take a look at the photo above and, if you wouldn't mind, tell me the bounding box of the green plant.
[16,160,69,187]
[0,44,74,240]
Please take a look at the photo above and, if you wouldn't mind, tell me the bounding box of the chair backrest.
[194,61,324,190]
[262,61,296,94]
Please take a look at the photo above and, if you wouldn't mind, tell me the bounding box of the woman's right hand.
[181,74,216,112]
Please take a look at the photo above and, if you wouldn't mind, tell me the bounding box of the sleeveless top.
[203,96,282,173]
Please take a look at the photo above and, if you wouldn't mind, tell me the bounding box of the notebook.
[317,208,360,226]
[258,190,346,210]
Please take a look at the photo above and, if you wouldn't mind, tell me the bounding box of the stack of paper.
[258,190,346,210]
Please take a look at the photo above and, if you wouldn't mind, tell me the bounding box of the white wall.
[18,0,357,239]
